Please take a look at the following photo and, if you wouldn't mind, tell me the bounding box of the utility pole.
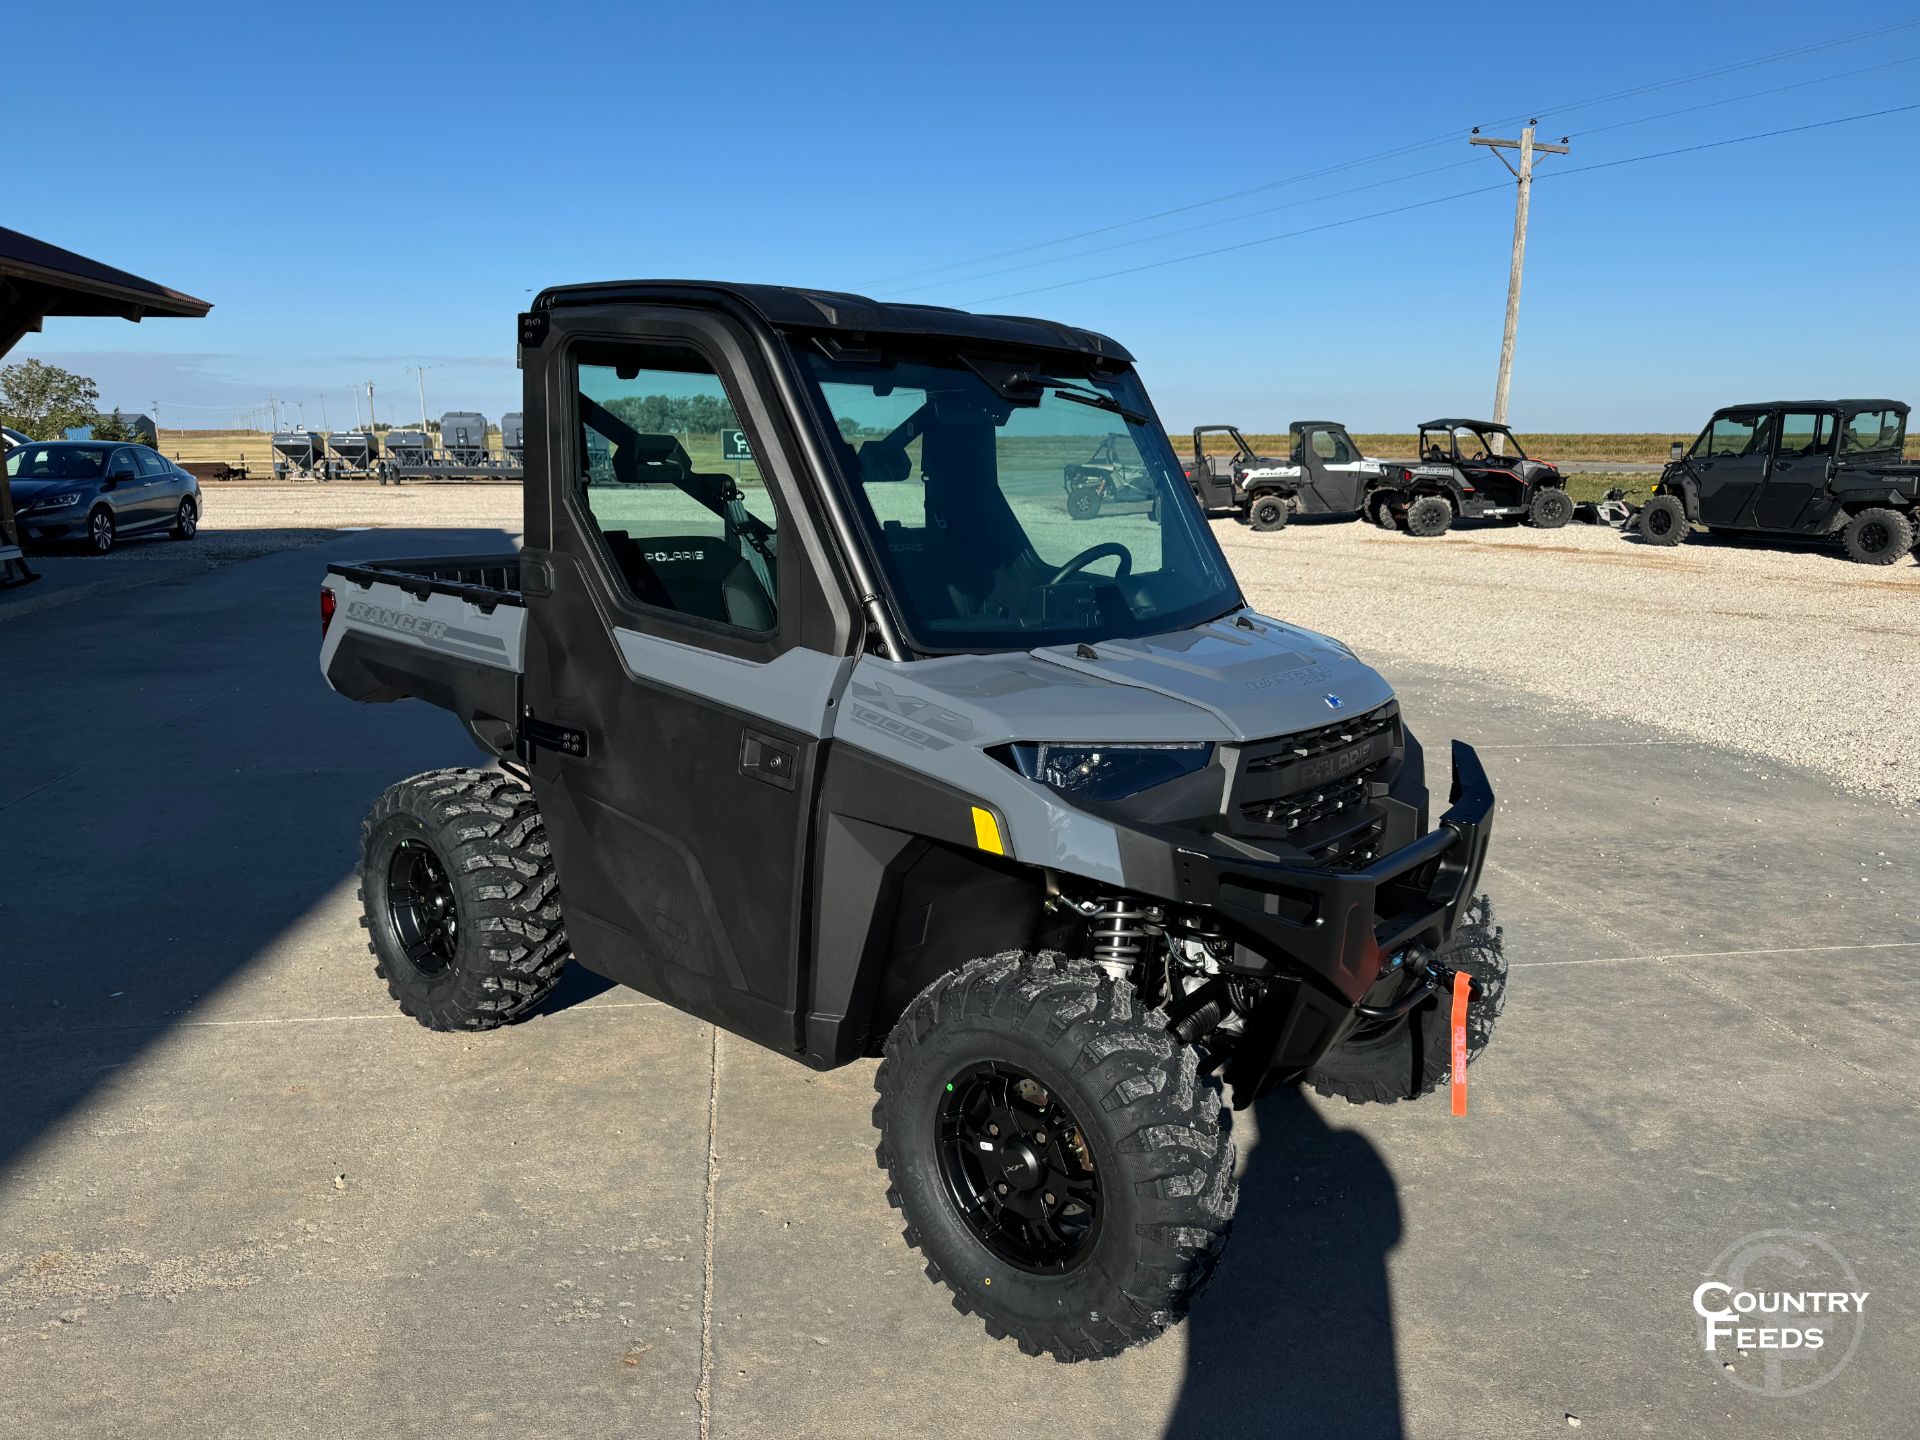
[408,366,430,433]
[269,393,280,432]
[366,381,377,430]
[1471,121,1568,452]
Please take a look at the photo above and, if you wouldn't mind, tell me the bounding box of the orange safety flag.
[1449,971,1470,1117]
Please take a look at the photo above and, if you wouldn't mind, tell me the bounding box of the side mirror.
[1669,441,1685,462]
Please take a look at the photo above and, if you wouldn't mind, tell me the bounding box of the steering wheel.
[1045,541,1132,585]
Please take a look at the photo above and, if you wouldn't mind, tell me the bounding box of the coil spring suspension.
[1089,897,1153,978]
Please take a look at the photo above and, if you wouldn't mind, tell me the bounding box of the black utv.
[319,282,1502,1362]
[1638,400,1918,564]
[1370,418,1572,536]
[1183,420,1381,531]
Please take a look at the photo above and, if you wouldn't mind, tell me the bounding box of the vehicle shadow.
[0,527,521,1181]
[1164,1087,1406,1440]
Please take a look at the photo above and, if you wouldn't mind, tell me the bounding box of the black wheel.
[1305,896,1508,1104]
[1528,487,1573,529]
[1638,494,1687,545]
[1247,494,1290,531]
[170,497,198,540]
[1369,493,1400,530]
[1066,487,1101,521]
[358,768,570,1030]
[1841,507,1913,565]
[1403,494,1453,537]
[85,506,116,554]
[874,952,1236,1361]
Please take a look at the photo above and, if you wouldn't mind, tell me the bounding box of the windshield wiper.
[1044,383,1148,426]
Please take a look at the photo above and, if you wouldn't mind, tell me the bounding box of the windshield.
[5,445,109,480]
[802,351,1241,652]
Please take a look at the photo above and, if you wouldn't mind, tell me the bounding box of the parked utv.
[1063,432,1155,520]
[1183,420,1382,531]
[319,282,1501,1361]
[1371,418,1572,536]
[1638,400,1918,564]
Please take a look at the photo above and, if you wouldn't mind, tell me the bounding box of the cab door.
[516,305,857,1051]
[1295,424,1371,514]
[1693,410,1772,528]
[1752,410,1835,532]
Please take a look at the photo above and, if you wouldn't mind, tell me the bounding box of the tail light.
[320,585,337,637]
[1400,467,1414,482]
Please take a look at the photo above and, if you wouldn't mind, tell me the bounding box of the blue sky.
[10,0,1919,432]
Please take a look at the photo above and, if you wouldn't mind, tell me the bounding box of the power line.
[1566,51,1920,141]
[864,15,1920,295]
[890,156,1486,295]
[961,100,1920,306]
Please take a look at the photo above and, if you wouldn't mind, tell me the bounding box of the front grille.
[1231,701,1400,869]
[1244,702,1398,771]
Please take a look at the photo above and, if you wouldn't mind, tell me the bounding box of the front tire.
[1638,494,1687,545]
[1528,487,1573,529]
[1841,507,1913,565]
[1066,487,1102,521]
[86,506,116,554]
[1247,493,1290,531]
[1369,493,1400,530]
[874,953,1236,1361]
[358,767,570,1030]
[1403,494,1453,537]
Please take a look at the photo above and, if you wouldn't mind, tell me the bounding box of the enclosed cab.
[317,281,1501,1362]
[1371,419,1572,536]
[1638,400,1918,563]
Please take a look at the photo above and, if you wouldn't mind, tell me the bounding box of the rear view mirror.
[1669,441,1685,462]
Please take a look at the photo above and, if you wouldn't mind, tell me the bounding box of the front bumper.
[1168,740,1495,1096]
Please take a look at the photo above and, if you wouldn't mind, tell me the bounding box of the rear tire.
[1369,493,1400,530]
[1528,487,1573,529]
[170,497,198,540]
[1247,494,1290,531]
[359,767,570,1030]
[1403,495,1453,537]
[1638,494,1687,546]
[873,952,1236,1361]
[1841,507,1913,565]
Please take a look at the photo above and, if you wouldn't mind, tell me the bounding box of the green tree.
[0,359,101,439]
[90,411,134,443]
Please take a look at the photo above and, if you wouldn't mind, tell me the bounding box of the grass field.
[154,427,1920,473]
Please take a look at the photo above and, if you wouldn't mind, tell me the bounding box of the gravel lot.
[20,480,1916,805]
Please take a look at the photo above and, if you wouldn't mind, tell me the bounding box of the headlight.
[28,491,81,510]
[1010,742,1213,801]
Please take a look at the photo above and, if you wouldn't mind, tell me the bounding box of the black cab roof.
[1719,399,1907,414]
[530,279,1134,363]
[1420,418,1512,433]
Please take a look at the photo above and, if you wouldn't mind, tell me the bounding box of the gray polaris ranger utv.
[319,281,1499,1361]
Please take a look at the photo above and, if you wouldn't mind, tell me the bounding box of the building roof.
[0,226,211,354]
[531,280,1133,363]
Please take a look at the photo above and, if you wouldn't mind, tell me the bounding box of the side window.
[1775,412,1827,458]
[1703,413,1761,457]
[133,448,165,477]
[572,343,779,633]
[1842,409,1901,456]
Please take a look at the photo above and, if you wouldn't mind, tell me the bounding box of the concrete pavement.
[1,534,1915,1438]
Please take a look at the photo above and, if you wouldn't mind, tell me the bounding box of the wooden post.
[1472,124,1568,454]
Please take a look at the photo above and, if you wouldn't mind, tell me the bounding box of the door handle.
[740,730,798,791]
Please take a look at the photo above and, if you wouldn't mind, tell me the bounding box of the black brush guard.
[1168,741,1495,1099]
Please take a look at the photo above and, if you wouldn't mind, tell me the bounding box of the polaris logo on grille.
[1297,742,1374,787]
[646,549,704,563]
